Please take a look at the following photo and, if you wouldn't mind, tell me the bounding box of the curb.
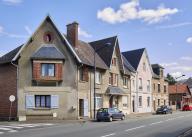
[178,128,192,137]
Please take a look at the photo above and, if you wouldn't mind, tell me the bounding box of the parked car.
[182,105,192,111]
[96,108,125,122]
[156,105,172,114]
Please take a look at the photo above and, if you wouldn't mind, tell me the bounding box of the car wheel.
[121,116,125,120]
[109,117,113,122]
[97,119,101,122]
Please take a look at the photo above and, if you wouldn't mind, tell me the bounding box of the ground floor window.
[122,96,128,108]
[96,96,103,109]
[35,95,51,108]
[139,96,142,107]
[164,100,166,105]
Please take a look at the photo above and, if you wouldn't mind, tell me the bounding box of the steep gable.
[122,48,145,70]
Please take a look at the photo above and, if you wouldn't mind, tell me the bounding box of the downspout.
[11,61,19,120]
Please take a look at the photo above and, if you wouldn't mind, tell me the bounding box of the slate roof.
[75,40,108,69]
[151,64,164,69]
[31,46,66,60]
[122,48,145,70]
[0,45,22,64]
[106,86,126,95]
[122,55,135,73]
[89,36,117,68]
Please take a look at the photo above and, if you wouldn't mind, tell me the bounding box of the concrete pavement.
[0,111,191,137]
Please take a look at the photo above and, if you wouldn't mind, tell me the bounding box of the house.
[0,16,135,121]
[151,64,169,111]
[169,84,192,110]
[122,48,153,113]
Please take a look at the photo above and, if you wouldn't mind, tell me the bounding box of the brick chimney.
[66,22,79,48]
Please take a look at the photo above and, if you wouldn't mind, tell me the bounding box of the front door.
[79,99,89,117]
[153,100,156,111]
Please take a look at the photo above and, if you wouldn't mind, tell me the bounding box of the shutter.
[26,95,35,109]
[84,67,89,82]
[51,95,59,108]
[111,73,113,85]
[84,99,89,117]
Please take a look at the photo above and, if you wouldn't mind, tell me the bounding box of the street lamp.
[93,43,111,120]
[175,74,185,110]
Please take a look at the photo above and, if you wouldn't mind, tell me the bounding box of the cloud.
[157,22,192,29]
[2,0,22,5]
[186,37,192,44]
[170,72,183,79]
[24,25,32,35]
[78,27,92,38]
[180,56,192,61]
[0,25,28,38]
[97,0,178,24]
[161,62,179,67]
[170,66,192,72]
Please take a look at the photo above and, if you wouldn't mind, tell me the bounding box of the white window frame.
[95,71,102,84]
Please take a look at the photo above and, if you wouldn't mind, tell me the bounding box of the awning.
[106,87,126,95]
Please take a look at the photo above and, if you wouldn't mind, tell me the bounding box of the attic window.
[44,32,53,43]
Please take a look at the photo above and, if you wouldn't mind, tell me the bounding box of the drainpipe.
[11,61,19,120]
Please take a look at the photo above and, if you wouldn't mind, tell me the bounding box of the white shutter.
[26,95,35,109]
[51,95,59,108]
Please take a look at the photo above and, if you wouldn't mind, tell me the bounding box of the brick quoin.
[0,64,17,120]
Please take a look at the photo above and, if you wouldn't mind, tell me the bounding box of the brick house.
[0,16,136,120]
[151,64,169,111]
[169,84,192,110]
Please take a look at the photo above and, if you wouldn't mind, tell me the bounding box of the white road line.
[8,130,18,133]
[125,125,146,132]
[0,132,4,134]
[149,121,163,125]
[0,127,12,131]
[101,133,116,137]
[2,126,24,129]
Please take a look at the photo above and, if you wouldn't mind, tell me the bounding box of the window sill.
[33,108,51,110]
[79,80,88,83]
[123,86,128,89]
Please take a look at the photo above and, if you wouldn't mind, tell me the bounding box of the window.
[164,100,166,105]
[158,99,160,106]
[139,96,142,107]
[139,78,142,90]
[112,58,117,66]
[164,85,167,93]
[147,97,150,107]
[123,77,128,88]
[35,95,51,108]
[122,96,128,108]
[44,32,53,43]
[147,80,150,92]
[143,62,146,71]
[158,84,160,93]
[109,73,118,86]
[96,96,103,109]
[153,84,156,91]
[132,80,135,90]
[41,64,55,77]
[95,71,102,84]
[79,66,89,82]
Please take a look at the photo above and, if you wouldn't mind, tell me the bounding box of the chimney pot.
[66,22,79,48]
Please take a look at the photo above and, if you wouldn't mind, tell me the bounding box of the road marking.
[0,132,4,134]
[125,125,146,132]
[8,130,18,133]
[149,121,163,125]
[0,127,12,131]
[101,133,116,137]
[2,126,24,129]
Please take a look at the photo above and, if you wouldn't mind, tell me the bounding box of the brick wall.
[0,64,17,120]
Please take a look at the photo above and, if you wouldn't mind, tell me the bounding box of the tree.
[166,73,176,85]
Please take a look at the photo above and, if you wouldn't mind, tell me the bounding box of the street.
[0,111,191,137]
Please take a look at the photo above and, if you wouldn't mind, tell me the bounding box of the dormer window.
[41,64,55,77]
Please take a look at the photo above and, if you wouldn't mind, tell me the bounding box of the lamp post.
[175,74,185,110]
[93,43,111,120]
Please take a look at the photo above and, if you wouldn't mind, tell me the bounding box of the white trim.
[12,15,82,63]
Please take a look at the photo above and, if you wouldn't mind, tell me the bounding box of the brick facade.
[0,64,17,120]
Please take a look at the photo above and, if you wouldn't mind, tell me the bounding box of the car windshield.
[98,108,108,113]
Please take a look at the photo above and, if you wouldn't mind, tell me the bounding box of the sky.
[0,0,192,79]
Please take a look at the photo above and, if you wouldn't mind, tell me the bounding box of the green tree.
[166,73,176,85]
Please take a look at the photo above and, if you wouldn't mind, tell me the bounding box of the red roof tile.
[168,84,190,94]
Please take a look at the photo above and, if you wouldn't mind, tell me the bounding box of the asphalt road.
[1,111,192,137]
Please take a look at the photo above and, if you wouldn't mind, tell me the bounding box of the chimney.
[66,22,79,48]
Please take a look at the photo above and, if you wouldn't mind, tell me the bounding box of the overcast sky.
[0,0,191,78]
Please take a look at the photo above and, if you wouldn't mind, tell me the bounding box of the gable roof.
[12,15,81,63]
[89,36,117,68]
[168,84,191,95]
[122,48,145,70]
[74,40,108,69]
[122,55,136,73]
[0,45,22,64]
[31,46,66,60]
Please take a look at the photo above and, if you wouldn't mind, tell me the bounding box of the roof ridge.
[89,35,117,44]
[122,48,145,53]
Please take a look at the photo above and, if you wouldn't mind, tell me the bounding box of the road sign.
[9,95,15,102]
